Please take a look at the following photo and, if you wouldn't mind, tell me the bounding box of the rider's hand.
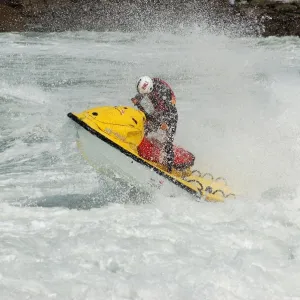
[160,123,168,131]
[131,98,139,105]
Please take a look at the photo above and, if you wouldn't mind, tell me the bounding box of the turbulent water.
[1,28,300,299]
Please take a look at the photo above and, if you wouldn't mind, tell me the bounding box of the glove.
[131,98,139,105]
[160,122,168,131]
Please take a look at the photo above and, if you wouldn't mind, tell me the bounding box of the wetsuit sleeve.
[132,94,161,128]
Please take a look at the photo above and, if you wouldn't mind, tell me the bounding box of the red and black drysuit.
[132,78,178,171]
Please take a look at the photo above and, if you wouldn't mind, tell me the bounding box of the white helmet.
[136,76,153,94]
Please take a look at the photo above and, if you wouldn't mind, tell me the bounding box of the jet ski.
[67,105,235,202]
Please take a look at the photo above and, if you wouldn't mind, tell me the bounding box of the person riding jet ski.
[131,76,178,172]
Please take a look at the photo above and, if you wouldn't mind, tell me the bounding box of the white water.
[1,30,300,299]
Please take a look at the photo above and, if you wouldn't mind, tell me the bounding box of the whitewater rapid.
[1,30,300,299]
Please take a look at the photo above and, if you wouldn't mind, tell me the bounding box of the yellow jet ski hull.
[67,106,235,202]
